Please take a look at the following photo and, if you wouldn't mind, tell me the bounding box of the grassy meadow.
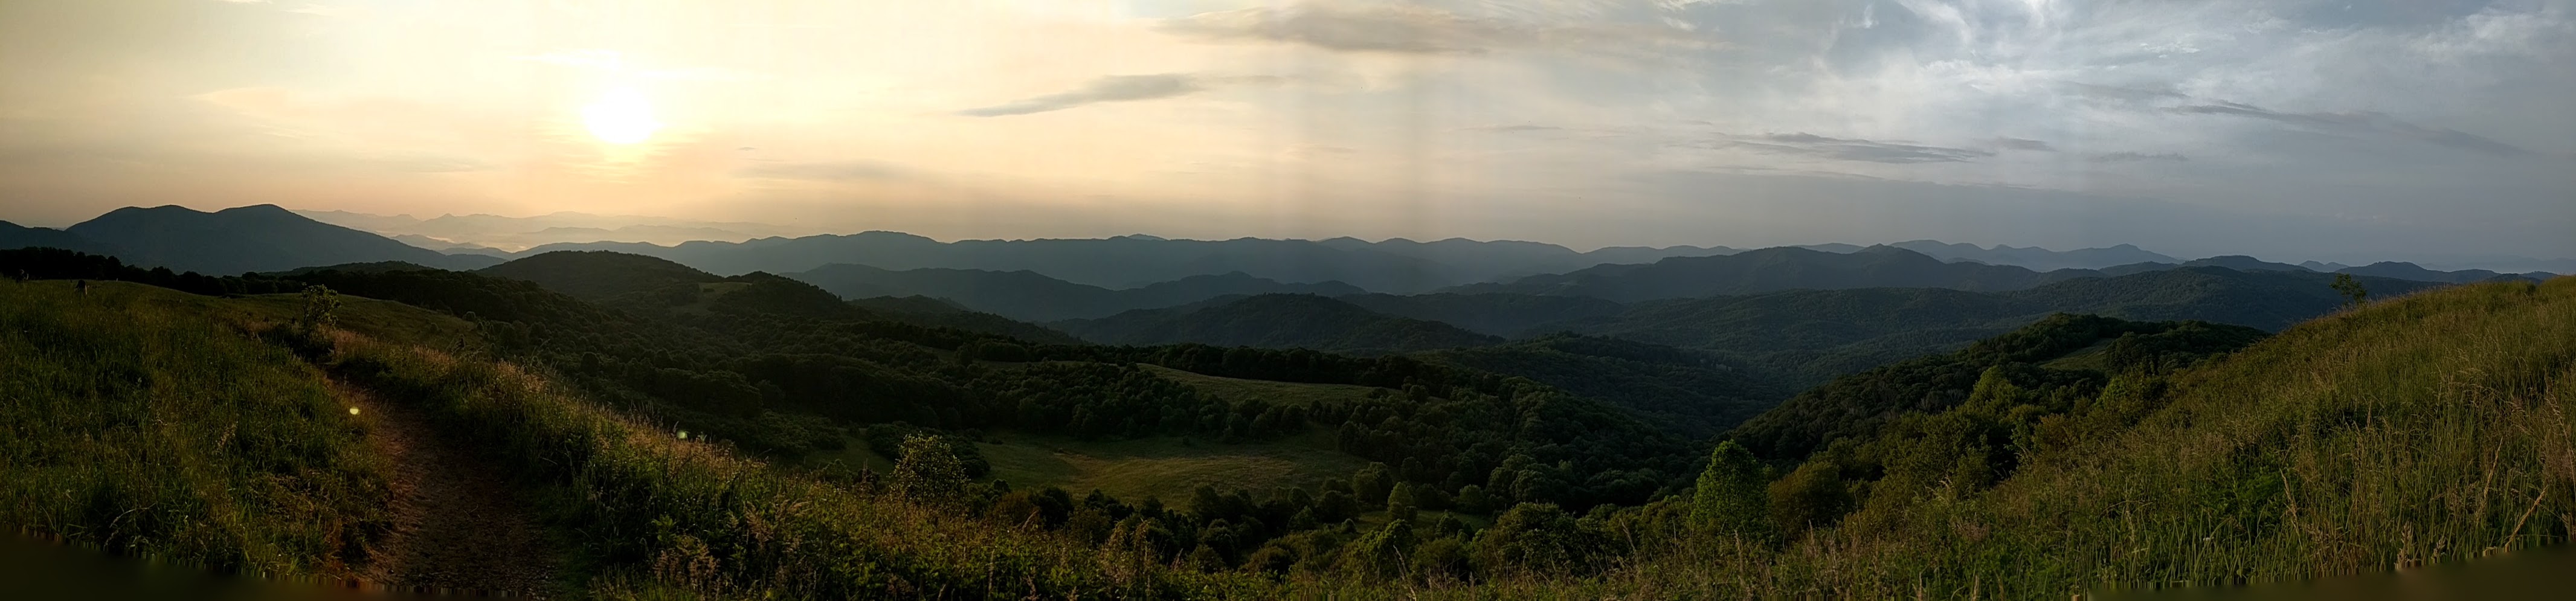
[1139,364,1383,408]
[977,430,1367,510]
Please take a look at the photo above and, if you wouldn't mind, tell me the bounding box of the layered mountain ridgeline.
[1457,246,2546,303]
[1551,267,2446,386]
[1890,240,2178,271]
[5,205,503,274]
[1053,294,1504,355]
[1447,245,2087,302]
[788,263,1366,322]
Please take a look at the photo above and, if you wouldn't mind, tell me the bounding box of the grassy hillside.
[0,281,394,577]
[1432,277,2576,599]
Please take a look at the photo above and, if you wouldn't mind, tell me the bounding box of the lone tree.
[892,434,968,503]
[2331,273,2369,310]
[1691,440,1774,543]
[295,284,343,332]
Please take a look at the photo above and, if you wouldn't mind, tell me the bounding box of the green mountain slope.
[1054,294,1504,355]
[1335,292,1627,337]
[1724,313,2268,460]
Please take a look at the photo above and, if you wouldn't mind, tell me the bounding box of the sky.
[0,0,2569,265]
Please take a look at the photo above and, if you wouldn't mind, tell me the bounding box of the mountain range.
[1,205,499,275]
[786,264,1367,322]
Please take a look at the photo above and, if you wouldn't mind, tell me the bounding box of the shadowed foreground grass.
[0,281,392,578]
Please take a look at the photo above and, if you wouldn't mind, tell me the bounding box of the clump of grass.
[0,281,393,577]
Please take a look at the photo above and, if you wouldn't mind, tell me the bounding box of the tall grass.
[0,281,392,577]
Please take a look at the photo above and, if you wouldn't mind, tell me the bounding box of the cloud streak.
[1159,4,1707,56]
[958,74,1206,117]
[2090,151,2189,163]
[1719,132,1996,164]
[2169,101,2533,156]
[737,160,910,181]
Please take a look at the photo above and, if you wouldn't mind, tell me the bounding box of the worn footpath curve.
[335,380,559,597]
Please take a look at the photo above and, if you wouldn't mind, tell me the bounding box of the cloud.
[1716,132,1995,164]
[737,160,910,181]
[1471,124,1565,132]
[1158,4,1707,56]
[2089,151,2189,163]
[2168,101,2533,156]
[1989,137,2055,152]
[958,74,1205,117]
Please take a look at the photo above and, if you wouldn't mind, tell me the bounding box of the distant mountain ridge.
[1451,245,2099,302]
[1889,240,2178,271]
[1,205,501,275]
[785,263,1367,322]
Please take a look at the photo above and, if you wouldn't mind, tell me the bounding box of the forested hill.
[1723,313,2269,461]
[1421,334,1795,437]
[1053,294,1504,355]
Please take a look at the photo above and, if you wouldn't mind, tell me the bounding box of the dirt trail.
[336,381,559,597]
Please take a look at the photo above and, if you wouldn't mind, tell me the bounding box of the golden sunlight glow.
[581,88,662,145]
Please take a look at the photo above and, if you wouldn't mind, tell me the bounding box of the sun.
[581,88,662,144]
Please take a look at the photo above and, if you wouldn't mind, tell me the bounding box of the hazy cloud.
[2166,101,2531,156]
[738,161,910,181]
[1989,137,2056,152]
[1159,3,1706,56]
[958,74,1205,117]
[1718,132,1995,164]
[2090,151,2189,163]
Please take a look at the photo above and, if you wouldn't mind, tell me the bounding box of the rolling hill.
[1421,334,1794,437]
[1054,294,1504,355]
